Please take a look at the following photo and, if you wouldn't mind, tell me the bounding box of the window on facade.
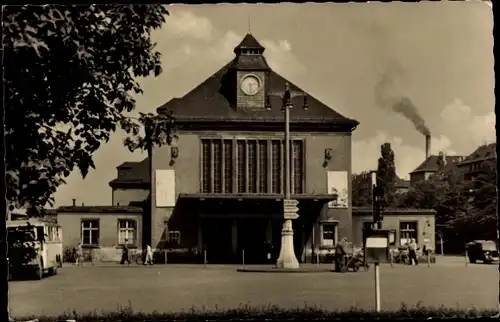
[223,140,233,193]
[248,141,257,193]
[81,219,99,246]
[200,138,304,195]
[321,223,337,247]
[201,140,211,193]
[271,141,281,194]
[292,140,304,194]
[400,221,418,245]
[258,141,268,193]
[168,231,181,245]
[118,220,136,245]
[213,140,222,193]
[237,140,246,193]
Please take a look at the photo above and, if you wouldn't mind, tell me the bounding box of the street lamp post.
[267,82,308,269]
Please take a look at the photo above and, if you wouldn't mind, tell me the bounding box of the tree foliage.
[4,5,173,215]
[376,143,397,206]
[351,171,373,207]
[403,158,497,249]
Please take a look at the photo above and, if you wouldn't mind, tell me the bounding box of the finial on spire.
[248,15,251,34]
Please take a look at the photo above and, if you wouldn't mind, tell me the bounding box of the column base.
[276,220,300,269]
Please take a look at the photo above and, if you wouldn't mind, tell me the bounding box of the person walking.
[408,238,418,265]
[75,243,84,266]
[144,244,153,265]
[120,239,131,265]
[334,237,348,272]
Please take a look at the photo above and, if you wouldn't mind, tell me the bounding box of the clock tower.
[230,33,271,111]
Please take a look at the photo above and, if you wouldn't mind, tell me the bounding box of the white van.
[7,219,63,280]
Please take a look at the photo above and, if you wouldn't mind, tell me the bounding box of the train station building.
[104,33,359,263]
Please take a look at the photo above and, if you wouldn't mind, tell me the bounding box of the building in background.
[457,142,496,181]
[57,205,143,262]
[352,207,436,250]
[409,153,464,186]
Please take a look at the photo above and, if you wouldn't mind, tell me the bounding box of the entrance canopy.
[177,193,335,218]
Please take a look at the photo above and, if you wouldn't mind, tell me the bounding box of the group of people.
[404,238,419,265]
[73,240,155,265]
[120,239,154,265]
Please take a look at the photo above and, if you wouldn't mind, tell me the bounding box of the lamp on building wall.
[323,148,332,167]
[169,146,179,166]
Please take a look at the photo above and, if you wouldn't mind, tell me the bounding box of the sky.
[54,1,495,207]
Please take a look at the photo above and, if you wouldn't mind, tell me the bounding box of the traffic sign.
[283,199,299,219]
[284,212,299,220]
[283,199,299,213]
[284,199,299,207]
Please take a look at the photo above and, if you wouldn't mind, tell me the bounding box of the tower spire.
[248,14,251,34]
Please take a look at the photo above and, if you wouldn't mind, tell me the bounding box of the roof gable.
[157,60,358,129]
[109,158,149,188]
[459,143,497,165]
[234,33,264,52]
[410,155,464,174]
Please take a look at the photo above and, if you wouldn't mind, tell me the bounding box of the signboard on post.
[363,228,391,264]
[283,199,299,219]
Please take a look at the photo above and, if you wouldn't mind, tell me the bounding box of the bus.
[7,219,63,280]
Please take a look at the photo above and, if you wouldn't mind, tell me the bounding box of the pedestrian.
[120,239,130,265]
[409,238,418,265]
[334,237,347,272]
[75,243,84,266]
[264,240,272,264]
[144,244,153,265]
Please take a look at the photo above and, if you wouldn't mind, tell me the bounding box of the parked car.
[466,240,499,264]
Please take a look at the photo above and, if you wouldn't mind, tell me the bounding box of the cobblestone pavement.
[9,256,498,318]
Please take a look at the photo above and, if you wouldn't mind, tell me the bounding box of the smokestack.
[425,135,431,159]
[72,199,76,206]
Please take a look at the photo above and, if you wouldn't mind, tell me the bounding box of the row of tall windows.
[201,139,304,194]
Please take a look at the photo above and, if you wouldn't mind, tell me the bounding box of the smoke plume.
[374,63,431,136]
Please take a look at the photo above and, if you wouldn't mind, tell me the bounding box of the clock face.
[240,75,261,96]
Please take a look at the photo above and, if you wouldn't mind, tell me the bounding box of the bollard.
[164,249,168,265]
[316,252,320,268]
[427,251,431,268]
[390,251,393,268]
[204,249,207,267]
[242,250,245,267]
[465,250,468,267]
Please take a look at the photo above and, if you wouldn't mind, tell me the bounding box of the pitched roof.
[157,61,357,125]
[410,155,464,174]
[109,158,149,188]
[234,33,264,51]
[458,142,496,165]
[156,34,358,129]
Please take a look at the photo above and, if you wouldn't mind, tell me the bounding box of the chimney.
[425,135,431,159]
[72,199,76,206]
[81,202,84,207]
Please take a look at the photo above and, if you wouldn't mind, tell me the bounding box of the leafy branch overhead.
[123,111,178,152]
[4,5,171,215]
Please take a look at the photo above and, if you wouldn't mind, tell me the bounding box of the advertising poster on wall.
[327,171,349,208]
[156,169,176,207]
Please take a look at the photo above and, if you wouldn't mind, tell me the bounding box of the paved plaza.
[9,256,498,318]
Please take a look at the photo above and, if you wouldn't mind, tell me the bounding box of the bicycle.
[392,250,410,265]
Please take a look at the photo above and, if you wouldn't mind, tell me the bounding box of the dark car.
[466,240,499,264]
